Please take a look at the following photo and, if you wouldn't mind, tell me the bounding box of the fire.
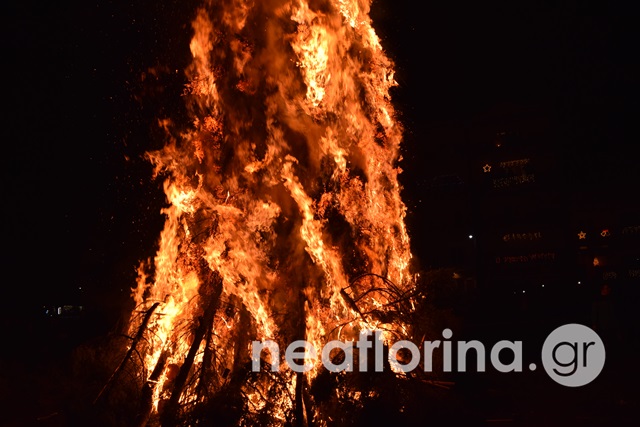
[125,0,418,425]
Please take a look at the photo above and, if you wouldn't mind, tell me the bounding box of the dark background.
[4,0,637,321]
[2,0,639,425]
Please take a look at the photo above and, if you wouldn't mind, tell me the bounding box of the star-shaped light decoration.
[482,164,492,173]
[577,231,587,239]
[601,229,610,237]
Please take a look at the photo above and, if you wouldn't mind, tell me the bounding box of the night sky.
[3,0,638,353]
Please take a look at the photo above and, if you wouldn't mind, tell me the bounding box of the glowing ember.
[126,0,418,425]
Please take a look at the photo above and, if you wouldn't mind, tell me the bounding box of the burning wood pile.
[95,1,442,425]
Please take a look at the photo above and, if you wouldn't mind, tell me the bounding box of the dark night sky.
[3,1,638,328]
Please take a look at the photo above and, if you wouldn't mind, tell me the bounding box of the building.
[407,101,639,325]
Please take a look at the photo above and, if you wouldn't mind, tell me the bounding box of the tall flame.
[127,0,417,424]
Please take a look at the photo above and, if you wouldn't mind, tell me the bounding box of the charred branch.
[93,302,160,406]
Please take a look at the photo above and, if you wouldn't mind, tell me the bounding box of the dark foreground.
[1,300,638,427]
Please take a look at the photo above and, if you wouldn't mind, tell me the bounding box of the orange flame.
[127,0,417,422]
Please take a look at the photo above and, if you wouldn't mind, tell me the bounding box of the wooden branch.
[93,302,160,405]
